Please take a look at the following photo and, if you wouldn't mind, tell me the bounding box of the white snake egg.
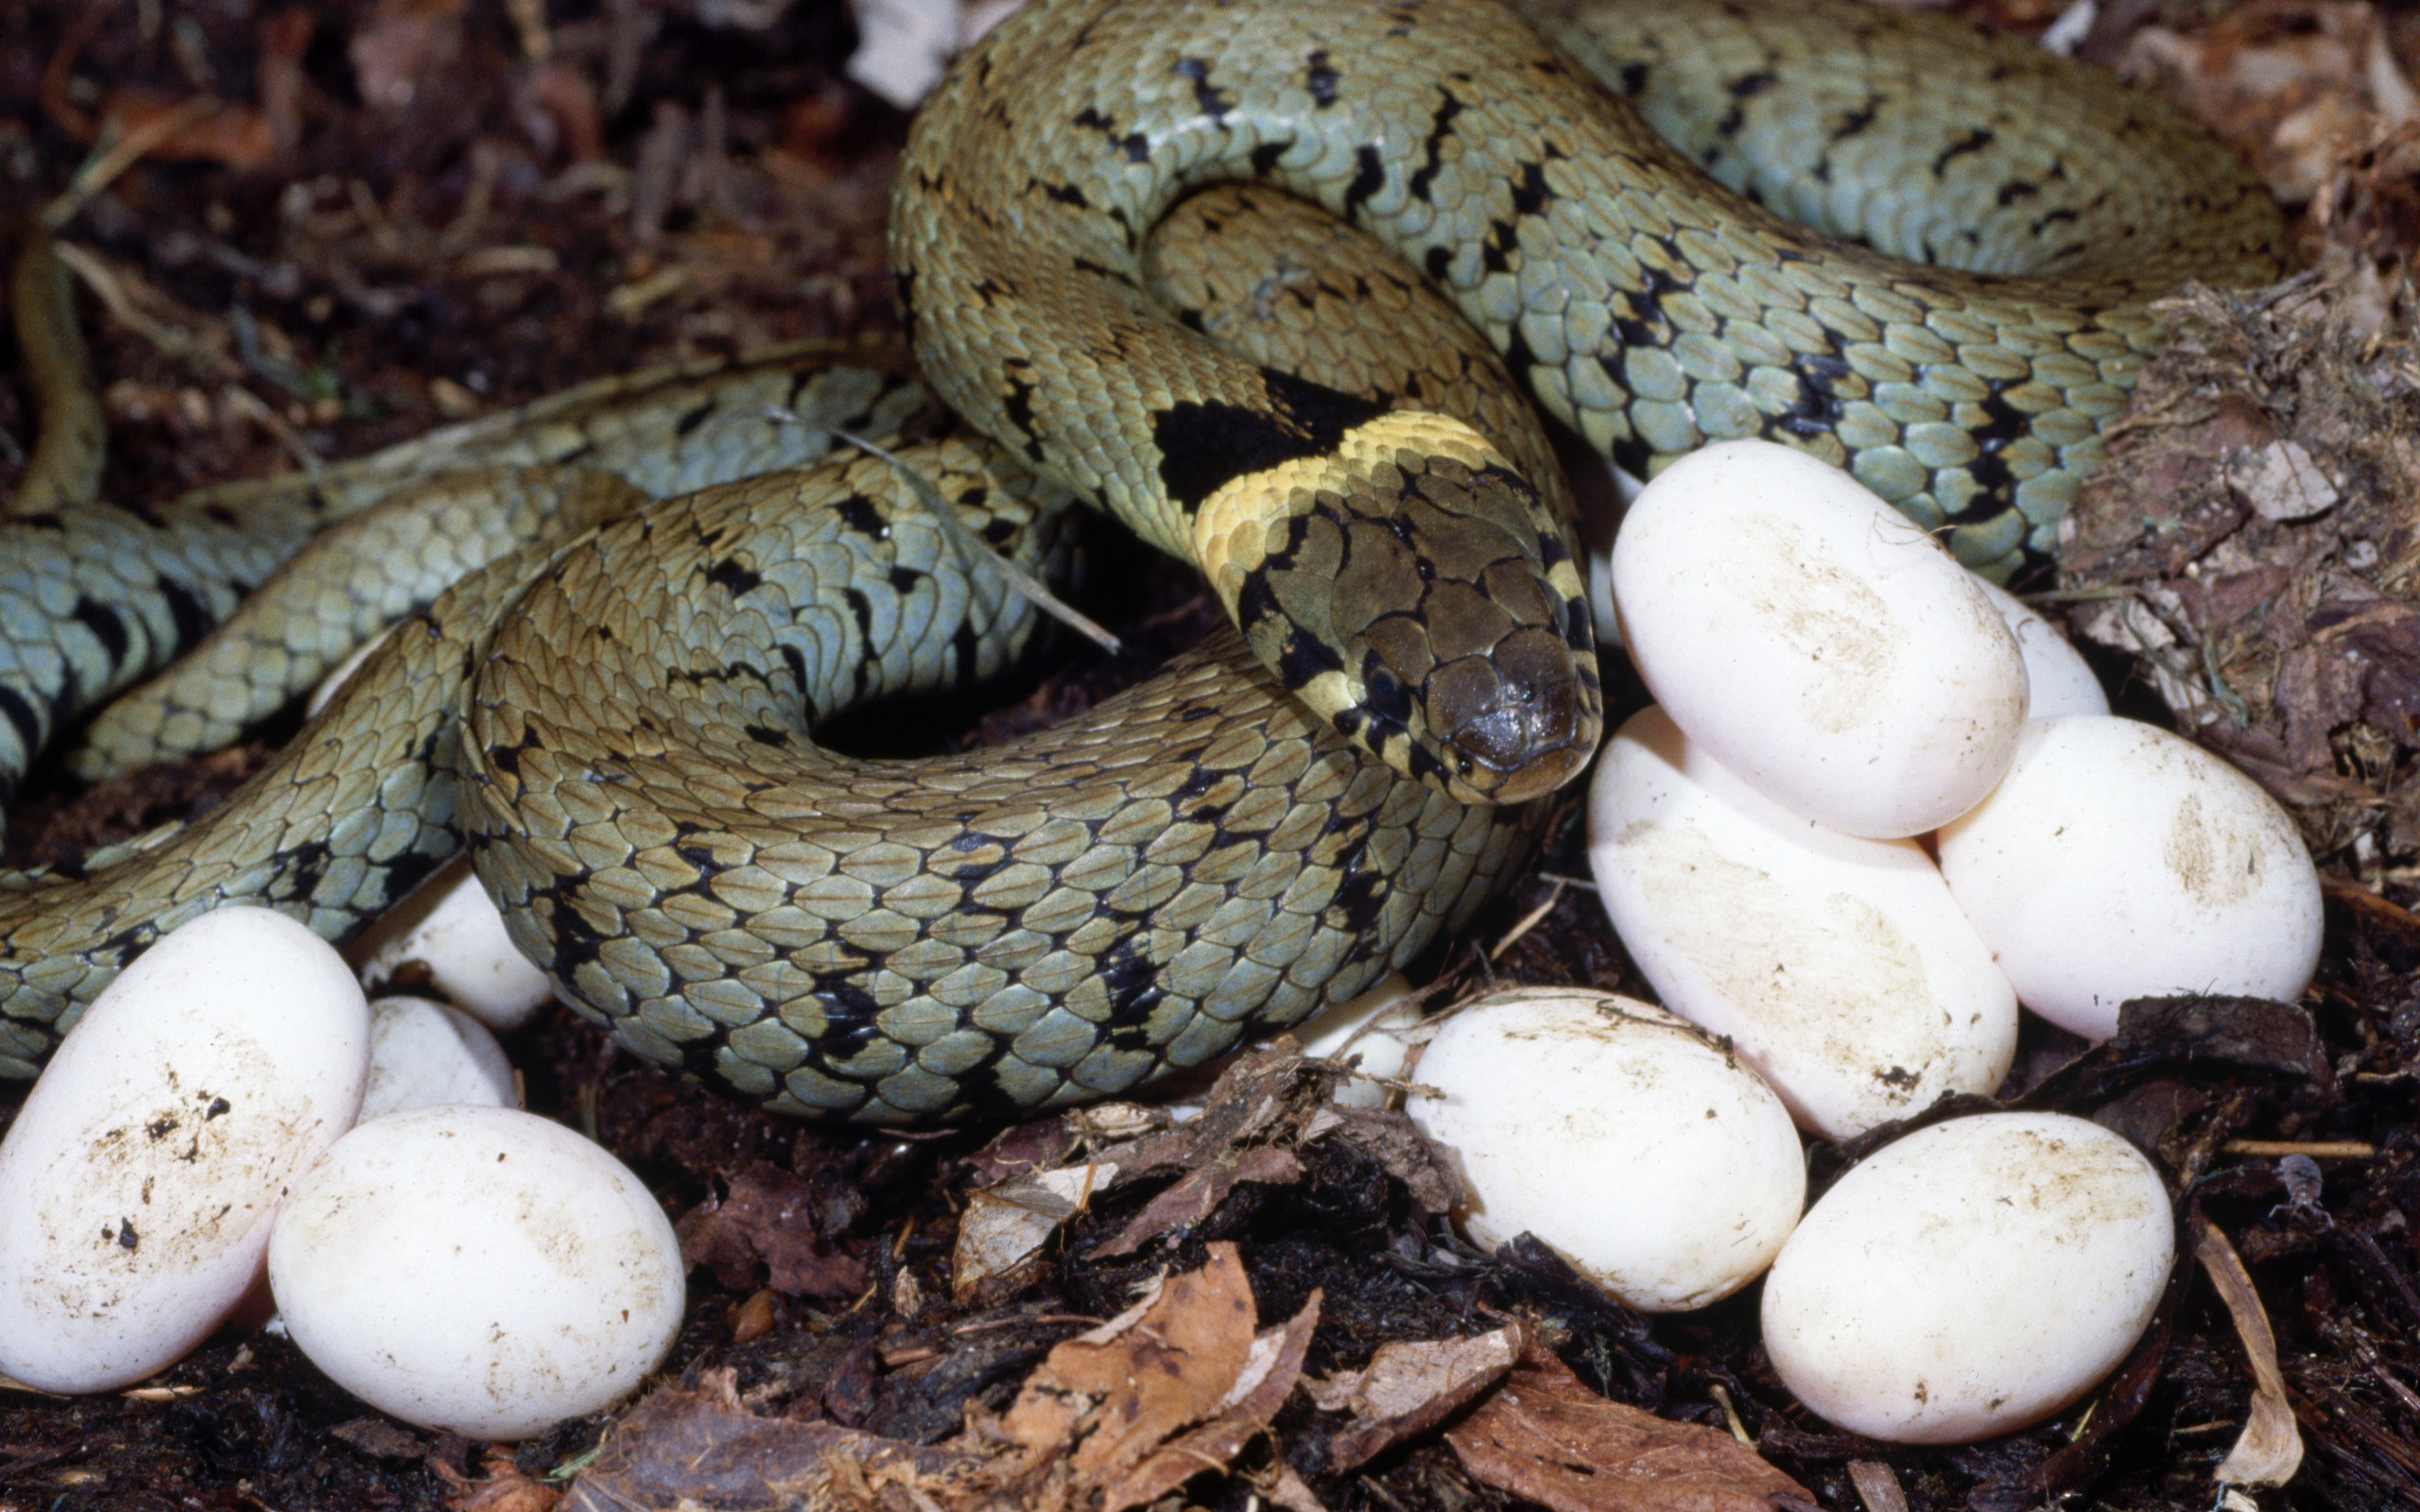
[0,907,368,1393]
[267,1104,684,1440]
[1586,705,2016,1139]
[359,996,518,1123]
[1761,1112,2172,1444]
[1937,713,2324,1040]
[351,852,558,1031]
[1407,986,1805,1313]
[1975,577,2109,719]
[1611,438,2029,838]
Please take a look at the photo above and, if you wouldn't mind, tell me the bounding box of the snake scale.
[0,0,2283,1122]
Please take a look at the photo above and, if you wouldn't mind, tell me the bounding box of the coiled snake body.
[0,0,2282,1121]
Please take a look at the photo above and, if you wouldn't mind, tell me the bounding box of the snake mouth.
[1429,625,1599,805]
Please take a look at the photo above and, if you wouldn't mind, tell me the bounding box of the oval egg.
[0,907,368,1393]
[352,853,557,1031]
[360,996,517,1121]
[1936,714,2323,1040]
[1588,706,2016,1138]
[1976,578,2108,719]
[1761,1112,2173,1444]
[267,1103,684,1439]
[1407,987,1805,1313]
[1611,439,2028,837]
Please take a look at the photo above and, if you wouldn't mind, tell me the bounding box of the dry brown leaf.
[1306,1323,1522,1471]
[438,1446,563,1512]
[1088,1143,1302,1258]
[676,1160,869,1299]
[1444,1346,1817,1512]
[2121,1,2415,204]
[1003,1242,1260,1478]
[991,1242,1319,1512]
[2198,1216,2307,1486]
[561,1370,978,1512]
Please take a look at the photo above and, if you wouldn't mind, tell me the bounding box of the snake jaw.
[1429,625,1598,805]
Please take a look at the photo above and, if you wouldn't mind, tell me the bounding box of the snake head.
[1197,410,1601,806]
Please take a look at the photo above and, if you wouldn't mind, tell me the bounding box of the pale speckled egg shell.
[1587,705,2016,1139]
[1936,714,2323,1040]
[0,907,368,1393]
[1974,579,2108,719]
[1761,1112,2173,1444]
[352,852,557,1030]
[267,1104,684,1441]
[1407,987,1805,1313]
[1611,439,2028,838]
[360,997,517,1122]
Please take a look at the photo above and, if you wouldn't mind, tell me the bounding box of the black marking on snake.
[1336,867,1388,936]
[1997,180,2040,207]
[1932,129,1995,176]
[950,619,982,680]
[1150,368,1387,510]
[1771,355,1856,440]
[843,588,873,638]
[999,367,1047,465]
[1969,388,2032,450]
[1340,145,1386,220]
[1359,655,1415,729]
[202,504,240,528]
[1042,181,1089,208]
[154,576,216,654]
[1305,50,1339,107]
[1616,60,1648,95]
[1509,159,1553,218]
[2030,207,2082,239]
[1173,58,1231,123]
[705,558,762,597]
[68,596,130,669]
[1729,70,1776,99]
[1479,220,1518,275]
[1071,257,1117,281]
[1408,92,1462,203]
[671,402,715,438]
[282,839,334,903]
[1071,107,1150,163]
[832,494,890,539]
[1249,141,1287,178]
[1832,103,1877,140]
[540,895,610,982]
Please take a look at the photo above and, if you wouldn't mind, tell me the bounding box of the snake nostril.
[1431,627,1590,796]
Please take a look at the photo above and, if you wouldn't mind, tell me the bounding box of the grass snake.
[0,0,2284,1121]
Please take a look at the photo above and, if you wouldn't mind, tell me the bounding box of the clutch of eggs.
[1595,438,2322,1121]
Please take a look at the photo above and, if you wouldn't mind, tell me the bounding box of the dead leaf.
[1444,1346,1816,1512]
[2199,1216,2307,1486]
[995,1242,1319,1512]
[953,1160,1118,1298]
[561,1370,977,1512]
[1306,1323,1522,1471]
[677,1160,868,1299]
[1087,1143,1301,1258]
[437,1446,562,1512]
